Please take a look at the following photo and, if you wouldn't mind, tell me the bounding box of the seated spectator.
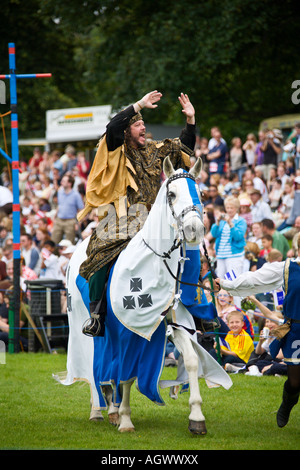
[278,176,300,231]
[244,241,260,271]
[266,249,283,263]
[203,184,224,207]
[249,188,274,222]
[259,234,273,261]
[210,310,254,368]
[244,167,269,203]
[261,218,290,260]
[240,296,287,377]
[285,222,300,258]
[274,181,294,228]
[20,233,42,276]
[0,225,12,248]
[39,240,60,279]
[268,178,283,210]
[277,162,290,190]
[247,221,263,249]
[216,289,236,323]
[239,198,252,234]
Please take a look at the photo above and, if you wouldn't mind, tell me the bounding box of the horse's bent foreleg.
[102,385,119,425]
[118,381,135,432]
[172,328,207,435]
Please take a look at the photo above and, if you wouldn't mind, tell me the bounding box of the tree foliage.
[0,0,299,144]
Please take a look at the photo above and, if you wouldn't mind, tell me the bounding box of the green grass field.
[0,352,299,450]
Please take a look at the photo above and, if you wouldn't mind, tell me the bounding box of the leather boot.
[277,382,299,428]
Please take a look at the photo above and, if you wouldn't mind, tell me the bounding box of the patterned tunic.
[79,106,195,281]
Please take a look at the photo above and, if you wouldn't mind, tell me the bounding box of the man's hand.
[135,90,162,112]
[178,93,195,125]
[214,278,222,291]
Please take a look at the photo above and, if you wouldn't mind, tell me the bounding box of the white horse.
[55,157,232,435]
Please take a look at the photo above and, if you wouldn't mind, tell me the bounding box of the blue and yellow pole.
[0,43,51,352]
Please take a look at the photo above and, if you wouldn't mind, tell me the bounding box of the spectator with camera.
[259,129,282,181]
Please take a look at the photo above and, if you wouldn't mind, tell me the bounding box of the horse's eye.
[168,191,176,201]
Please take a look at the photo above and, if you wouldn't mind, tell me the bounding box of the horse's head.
[163,156,205,245]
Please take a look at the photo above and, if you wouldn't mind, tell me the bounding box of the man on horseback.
[78,91,215,336]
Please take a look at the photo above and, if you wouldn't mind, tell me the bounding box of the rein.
[142,171,219,294]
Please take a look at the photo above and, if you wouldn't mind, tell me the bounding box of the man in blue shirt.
[51,175,84,244]
[207,128,228,175]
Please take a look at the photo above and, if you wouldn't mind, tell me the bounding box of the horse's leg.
[172,328,207,435]
[89,399,104,421]
[102,385,119,426]
[118,381,135,433]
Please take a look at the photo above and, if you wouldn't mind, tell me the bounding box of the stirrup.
[82,315,102,337]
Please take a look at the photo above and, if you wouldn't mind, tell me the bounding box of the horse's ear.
[189,157,203,179]
[163,155,175,178]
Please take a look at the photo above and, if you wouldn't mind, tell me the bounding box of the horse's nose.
[183,215,204,245]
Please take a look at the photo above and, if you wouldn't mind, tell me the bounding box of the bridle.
[142,171,219,294]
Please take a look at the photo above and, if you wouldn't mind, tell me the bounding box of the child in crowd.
[259,234,273,260]
[210,310,254,368]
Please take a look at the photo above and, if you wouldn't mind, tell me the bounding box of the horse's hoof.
[89,409,104,422]
[118,426,135,433]
[108,412,119,426]
[188,420,207,435]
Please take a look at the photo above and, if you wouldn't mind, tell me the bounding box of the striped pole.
[8,43,21,353]
[0,43,51,353]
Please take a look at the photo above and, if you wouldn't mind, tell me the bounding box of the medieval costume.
[219,249,300,428]
[78,104,198,335]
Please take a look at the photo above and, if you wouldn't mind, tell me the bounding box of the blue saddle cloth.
[76,268,167,408]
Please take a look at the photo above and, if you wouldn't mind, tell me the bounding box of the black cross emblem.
[66,289,72,312]
[123,295,136,309]
[130,277,142,292]
[122,278,153,310]
[138,294,153,308]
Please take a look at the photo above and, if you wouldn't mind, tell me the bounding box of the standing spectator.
[20,233,42,276]
[76,151,90,180]
[207,128,228,175]
[229,137,247,182]
[260,130,282,181]
[211,196,247,280]
[254,130,265,167]
[51,175,84,244]
[28,147,43,171]
[242,133,257,168]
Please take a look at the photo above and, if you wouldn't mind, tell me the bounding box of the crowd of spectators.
[0,121,299,361]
